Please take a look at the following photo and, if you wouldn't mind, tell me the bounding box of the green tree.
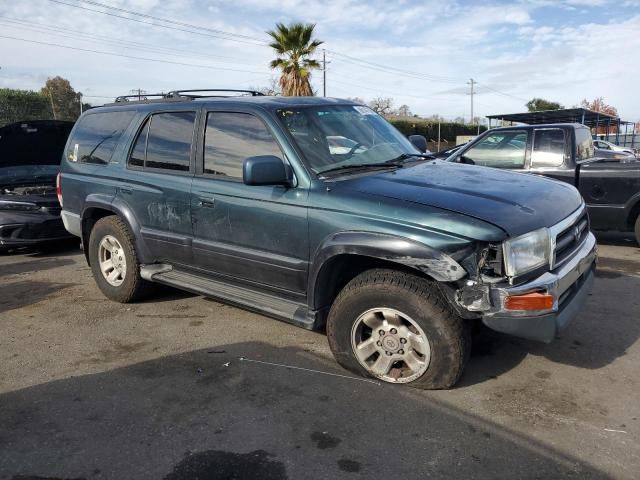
[526,98,563,112]
[41,76,82,121]
[0,88,53,127]
[267,22,323,96]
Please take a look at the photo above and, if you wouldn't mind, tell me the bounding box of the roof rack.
[113,93,168,103]
[166,89,265,98]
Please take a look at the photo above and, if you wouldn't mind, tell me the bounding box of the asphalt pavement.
[0,233,638,479]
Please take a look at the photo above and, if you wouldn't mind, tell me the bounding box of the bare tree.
[368,97,394,116]
[397,104,412,117]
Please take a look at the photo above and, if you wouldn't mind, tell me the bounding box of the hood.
[0,120,74,188]
[341,160,583,237]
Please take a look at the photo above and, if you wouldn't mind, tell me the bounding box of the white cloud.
[0,0,638,120]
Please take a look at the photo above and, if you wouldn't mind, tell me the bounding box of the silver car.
[593,139,637,158]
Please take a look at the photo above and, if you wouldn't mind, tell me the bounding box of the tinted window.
[128,112,195,171]
[576,127,594,161]
[464,131,528,168]
[204,112,282,178]
[146,112,195,171]
[68,111,135,164]
[531,129,565,167]
[128,117,148,168]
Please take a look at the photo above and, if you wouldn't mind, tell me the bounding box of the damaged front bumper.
[0,215,73,248]
[460,232,597,343]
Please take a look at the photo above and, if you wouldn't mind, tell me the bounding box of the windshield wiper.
[386,152,435,163]
[318,161,404,176]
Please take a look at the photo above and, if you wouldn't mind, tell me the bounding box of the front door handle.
[118,186,133,194]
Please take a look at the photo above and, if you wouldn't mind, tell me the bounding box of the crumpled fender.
[309,231,468,309]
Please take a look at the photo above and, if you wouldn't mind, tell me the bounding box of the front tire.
[635,214,640,247]
[326,269,470,389]
[88,216,148,303]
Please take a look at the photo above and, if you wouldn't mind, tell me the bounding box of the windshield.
[276,105,420,174]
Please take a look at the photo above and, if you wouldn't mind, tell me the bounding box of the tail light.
[56,172,63,207]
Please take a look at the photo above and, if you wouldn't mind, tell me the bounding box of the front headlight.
[0,200,41,211]
[503,228,550,277]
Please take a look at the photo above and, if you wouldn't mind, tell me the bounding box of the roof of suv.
[97,95,358,113]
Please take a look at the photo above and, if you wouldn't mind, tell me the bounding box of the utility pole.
[79,92,83,115]
[322,50,330,97]
[47,88,57,120]
[130,88,146,101]
[467,78,476,127]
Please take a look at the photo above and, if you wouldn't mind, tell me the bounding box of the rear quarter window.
[67,110,136,165]
[575,127,594,161]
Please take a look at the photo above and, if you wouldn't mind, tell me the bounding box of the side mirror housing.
[408,135,428,153]
[243,155,291,186]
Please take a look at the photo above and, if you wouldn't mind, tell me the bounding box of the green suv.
[59,90,597,389]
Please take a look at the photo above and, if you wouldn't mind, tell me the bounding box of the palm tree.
[267,22,323,96]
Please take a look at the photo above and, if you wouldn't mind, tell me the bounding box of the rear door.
[118,110,198,266]
[190,109,309,296]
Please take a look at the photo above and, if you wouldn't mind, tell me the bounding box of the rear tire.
[635,214,640,247]
[326,269,470,389]
[88,216,148,303]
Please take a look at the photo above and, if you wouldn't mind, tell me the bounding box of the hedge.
[389,118,486,143]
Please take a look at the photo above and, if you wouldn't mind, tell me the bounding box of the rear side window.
[204,112,282,178]
[575,127,594,161]
[67,111,135,164]
[128,111,196,171]
[531,129,565,167]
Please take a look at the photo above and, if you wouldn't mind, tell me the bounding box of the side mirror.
[408,135,428,153]
[243,155,291,186]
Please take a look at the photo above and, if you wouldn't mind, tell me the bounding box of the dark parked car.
[0,120,74,251]
[446,123,640,245]
[59,92,596,389]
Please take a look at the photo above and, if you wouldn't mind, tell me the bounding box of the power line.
[0,34,269,75]
[42,0,527,103]
[70,0,266,44]
[0,16,257,65]
[47,0,269,46]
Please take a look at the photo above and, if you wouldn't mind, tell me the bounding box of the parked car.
[59,93,596,389]
[593,139,636,157]
[0,120,75,252]
[446,123,640,245]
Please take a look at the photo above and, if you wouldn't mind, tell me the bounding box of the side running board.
[141,266,317,330]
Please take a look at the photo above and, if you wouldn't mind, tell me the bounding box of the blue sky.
[0,0,639,121]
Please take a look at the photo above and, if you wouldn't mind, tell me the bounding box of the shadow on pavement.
[0,258,75,277]
[0,280,75,314]
[0,342,609,480]
[594,231,637,248]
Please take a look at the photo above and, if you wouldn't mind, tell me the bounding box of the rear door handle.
[199,197,215,207]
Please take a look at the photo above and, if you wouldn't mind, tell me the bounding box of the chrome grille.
[551,207,589,268]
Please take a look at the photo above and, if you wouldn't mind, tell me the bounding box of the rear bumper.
[482,232,597,343]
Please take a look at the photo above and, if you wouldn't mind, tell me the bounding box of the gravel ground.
[0,233,638,479]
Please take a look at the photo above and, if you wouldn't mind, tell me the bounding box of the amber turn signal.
[504,292,554,311]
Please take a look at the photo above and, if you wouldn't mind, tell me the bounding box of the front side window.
[531,129,565,168]
[462,131,529,168]
[68,110,136,164]
[204,112,282,178]
[276,105,419,174]
[128,111,196,171]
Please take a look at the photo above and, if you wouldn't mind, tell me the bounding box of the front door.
[190,110,308,296]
